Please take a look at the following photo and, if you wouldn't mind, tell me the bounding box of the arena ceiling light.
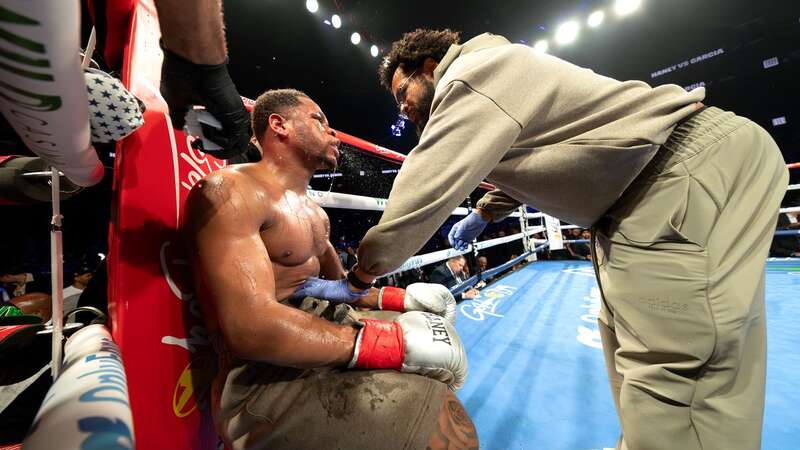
[305,0,319,13]
[587,10,605,27]
[555,21,580,45]
[532,39,549,54]
[331,14,342,29]
[370,44,379,57]
[350,32,361,45]
[614,0,642,16]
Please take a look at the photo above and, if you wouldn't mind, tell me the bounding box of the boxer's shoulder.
[185,167,276,227]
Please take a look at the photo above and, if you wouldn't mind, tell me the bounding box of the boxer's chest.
[259,195,330,266]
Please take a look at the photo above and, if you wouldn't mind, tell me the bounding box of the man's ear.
[422,57,439,77]
[268,112,290,138]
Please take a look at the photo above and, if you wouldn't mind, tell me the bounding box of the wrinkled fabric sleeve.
[476,189,522,222]
[357,81,522,276]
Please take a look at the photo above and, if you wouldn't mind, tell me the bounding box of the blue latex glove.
[448,211,489,250]
[291,277,368,304]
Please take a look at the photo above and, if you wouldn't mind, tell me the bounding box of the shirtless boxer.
[183,89,478,450]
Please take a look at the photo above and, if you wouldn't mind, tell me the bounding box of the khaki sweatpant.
[592,107,788,450]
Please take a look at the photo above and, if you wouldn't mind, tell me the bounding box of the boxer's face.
[289,97,340,170]
[392,65,435,138]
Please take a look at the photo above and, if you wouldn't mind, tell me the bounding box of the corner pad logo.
[172,354,215,418]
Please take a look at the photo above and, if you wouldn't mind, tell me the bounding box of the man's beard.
[413,78,435,138]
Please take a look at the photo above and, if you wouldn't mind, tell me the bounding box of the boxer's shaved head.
[252,88,310,141]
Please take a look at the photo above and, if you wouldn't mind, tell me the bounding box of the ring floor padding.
[455,260,800,450]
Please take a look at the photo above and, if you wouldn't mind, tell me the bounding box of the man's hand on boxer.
[377,283,457,324]
[448,209,490,250]
[160,47,251,159]
[291,277,369,304]
[349,311,467,390]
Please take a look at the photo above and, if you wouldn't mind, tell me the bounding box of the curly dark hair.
[378,28,461,91]
[251,88,309,141]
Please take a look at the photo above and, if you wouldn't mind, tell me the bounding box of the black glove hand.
[160,48,251,159]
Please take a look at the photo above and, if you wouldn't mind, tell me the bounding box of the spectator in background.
[62,265,94,313]
[568,229,592,261]
[770,212,800,257]
[532,232,549,260]
[476,255,491,286]
[564,228,580,259]
[478,256,489,273]
[344,246,358,270]
[430,255,479,301]
[549,230,571,260]
[336,246,349,269]
[0,272,35,298]
[790,212,800,228]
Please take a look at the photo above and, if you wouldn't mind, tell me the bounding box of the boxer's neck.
[257,143,316,193]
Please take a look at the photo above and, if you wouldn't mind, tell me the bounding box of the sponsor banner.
[0,0,103,186]
[24,325,134,449]
[650,48,725,79]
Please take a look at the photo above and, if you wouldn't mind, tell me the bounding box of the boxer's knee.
[426,391,479,450]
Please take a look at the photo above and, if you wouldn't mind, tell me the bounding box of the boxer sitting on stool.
[183,89,477,450]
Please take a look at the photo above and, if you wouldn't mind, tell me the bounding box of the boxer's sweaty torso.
[189,164,335,336]
[256,185,332,302]
[185,166,449,450]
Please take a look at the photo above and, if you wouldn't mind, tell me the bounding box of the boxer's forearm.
[350,287,380,309]
[155,0,227,65]
[226,301,358,368]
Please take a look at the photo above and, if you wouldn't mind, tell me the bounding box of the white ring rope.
[307,189,539,218]
[380,229,547,277]
[308,187,799,277]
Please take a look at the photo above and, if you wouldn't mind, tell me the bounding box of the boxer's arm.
[185,176,357,368]
[155,0,227,64]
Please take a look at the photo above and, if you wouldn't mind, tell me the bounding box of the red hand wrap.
[353,319,404,370]
[379,287,406,312]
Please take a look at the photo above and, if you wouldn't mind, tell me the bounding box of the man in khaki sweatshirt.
[348,29,788,450]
